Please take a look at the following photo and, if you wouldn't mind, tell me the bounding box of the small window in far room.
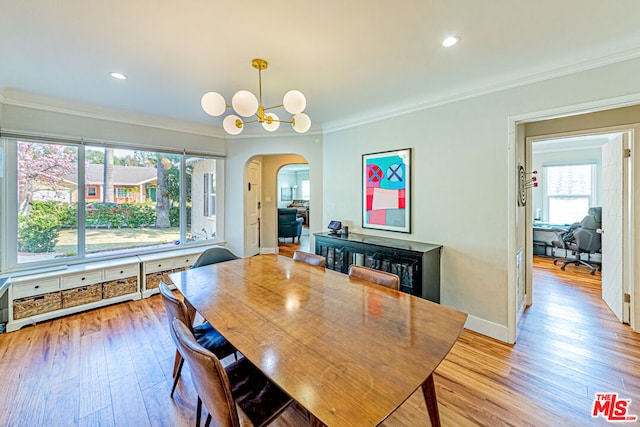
[87,186,97,197]
[544,163,595,224]
[301,179,310,200]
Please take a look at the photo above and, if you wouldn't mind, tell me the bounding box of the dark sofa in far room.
[287,199,309,225]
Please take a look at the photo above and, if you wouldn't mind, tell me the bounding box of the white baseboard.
[260,247,278,254]
[464,314,512,344]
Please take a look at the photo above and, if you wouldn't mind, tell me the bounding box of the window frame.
[543,162,597,224]
[1,135,225,273]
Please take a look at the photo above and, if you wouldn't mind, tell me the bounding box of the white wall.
[224,133,323,257]
[322,56,640,341]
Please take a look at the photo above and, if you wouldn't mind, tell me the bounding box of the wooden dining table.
[168,254,467,427]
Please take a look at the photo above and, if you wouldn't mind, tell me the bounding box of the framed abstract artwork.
[362,148,411,233]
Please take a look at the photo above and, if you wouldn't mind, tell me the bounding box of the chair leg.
[172,350,183,378]
[578,259,597,274]
[196,396,202,427]
[204,414,212,427]
[170,358,185,397]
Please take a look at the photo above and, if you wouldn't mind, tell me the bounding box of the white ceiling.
[531,134,618,154]
[2,1,640,135]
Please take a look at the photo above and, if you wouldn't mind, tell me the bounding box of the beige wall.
[261,155,308,250]
[322,56,640,341]
[224,134,323,257]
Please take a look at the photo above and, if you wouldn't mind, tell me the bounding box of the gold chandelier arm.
[258,68,263,108]
[242,118,259,125]
[263,104,284,111]
[270,118,294,124]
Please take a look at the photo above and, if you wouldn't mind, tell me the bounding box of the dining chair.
[159,281,237,398]
[348,265,400,290]
[171,318,293,427]
[292,250,326,268]
[191,246,239,269]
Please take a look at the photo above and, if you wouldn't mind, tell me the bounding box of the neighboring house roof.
[63,164,158,186]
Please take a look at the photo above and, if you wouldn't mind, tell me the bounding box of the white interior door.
[601,133,625,321]
[245,160,261,256]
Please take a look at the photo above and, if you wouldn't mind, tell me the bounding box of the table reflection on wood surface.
[169,254,467,426]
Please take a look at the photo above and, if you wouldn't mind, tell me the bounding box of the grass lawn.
[57,227,181,254]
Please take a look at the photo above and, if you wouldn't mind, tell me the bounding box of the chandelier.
[201,58,311,135]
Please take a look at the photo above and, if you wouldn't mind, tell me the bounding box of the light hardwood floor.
[0,256,638,426]
[277,226,310,258]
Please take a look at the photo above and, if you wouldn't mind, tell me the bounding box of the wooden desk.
[169,255,467,426]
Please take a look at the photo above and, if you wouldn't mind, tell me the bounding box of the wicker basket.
[145,271,172,289]
[62,284,103,309]
[103,276,138,299]
[14,291,62,319]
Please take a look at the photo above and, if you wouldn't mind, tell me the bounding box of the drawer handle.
[81,277,86,281]
[35,285,40,289]
[158,264,162,267]
[120,270,124,274]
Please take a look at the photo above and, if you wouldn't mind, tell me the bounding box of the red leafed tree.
[17,142,76,215]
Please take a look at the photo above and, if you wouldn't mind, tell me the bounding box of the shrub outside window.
[10,139,223,268]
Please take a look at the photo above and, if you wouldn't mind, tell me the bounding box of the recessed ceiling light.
[109,72,127,80]
[442,36,460,47]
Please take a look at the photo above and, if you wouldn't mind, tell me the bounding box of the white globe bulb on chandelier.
[201,59,311,135]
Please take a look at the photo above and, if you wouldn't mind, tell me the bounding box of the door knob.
[597,228,604,234]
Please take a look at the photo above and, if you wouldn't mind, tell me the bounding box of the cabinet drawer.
[144,260,175,274]
[172,255,198,269]
[61,271,103,290]
[104,264,139,281]
[13,278,60,299]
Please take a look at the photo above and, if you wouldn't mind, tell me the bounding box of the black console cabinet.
[314,232,442,303]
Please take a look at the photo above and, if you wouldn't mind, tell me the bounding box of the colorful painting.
[362,148,411,233]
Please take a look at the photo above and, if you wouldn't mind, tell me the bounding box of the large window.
[544,163,595,224]
[5,138,223,269]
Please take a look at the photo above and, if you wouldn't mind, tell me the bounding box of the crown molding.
[223,127,323,140]
[323,47,640,134]
[2,95,226,140]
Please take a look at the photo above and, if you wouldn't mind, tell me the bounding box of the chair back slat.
[292,251,326,267]
[191,247,239,269]
[172,319,240,427]
[159,281,191,332]
[348,265,400,290]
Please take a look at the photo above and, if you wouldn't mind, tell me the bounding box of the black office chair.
[552,207,602,275]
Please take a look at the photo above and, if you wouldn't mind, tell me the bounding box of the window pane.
[187,156,218,242]
[548,197,590,224]
[17,141,78,263]
[546,164,592,196]
[301,179,310,200]
[85,147,181,256]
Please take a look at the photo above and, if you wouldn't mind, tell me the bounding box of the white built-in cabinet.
[4,246,211,332]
